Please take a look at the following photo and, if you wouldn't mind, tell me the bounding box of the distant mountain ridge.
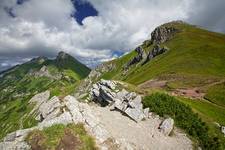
[0,51,90,139]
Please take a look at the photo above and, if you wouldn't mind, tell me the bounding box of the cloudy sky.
[0,0,225,71]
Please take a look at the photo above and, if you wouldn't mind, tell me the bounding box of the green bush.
[143,93,222,150]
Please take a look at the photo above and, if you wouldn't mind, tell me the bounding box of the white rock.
[125,107,145,122]
[64,95,85,123]
[159,118,174,136]
[38,112,73,129]
[29,90,50,105]
[39,96,62,120]
[0,141,30,150]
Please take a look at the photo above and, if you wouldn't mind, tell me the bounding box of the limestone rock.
[159,118,174,136]
[90,80,148,122]
[29,90,50,106]
[38,96,62,121]
[38,112,73,129]
[64,95,84,123]
[125,47,145,69]
[143,44,169,65]
[0,141,30,150]
[151,25,178,44]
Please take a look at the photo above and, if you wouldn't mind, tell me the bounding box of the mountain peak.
[57,51,71,60]
[30,56,48,64]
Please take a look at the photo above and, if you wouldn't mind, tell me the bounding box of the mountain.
[99,21,225,85]
[75,21,225,148]
[0,51,90,139]
[0,21,225,149]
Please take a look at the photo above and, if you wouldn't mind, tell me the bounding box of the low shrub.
[143,93,222,150]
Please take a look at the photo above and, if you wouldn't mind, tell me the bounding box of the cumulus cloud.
[0,0,224,70]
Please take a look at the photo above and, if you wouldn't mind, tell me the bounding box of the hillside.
[75,21,225,149]
[100,21,225,86]
[0,21,225,149]
[0,51,90,139]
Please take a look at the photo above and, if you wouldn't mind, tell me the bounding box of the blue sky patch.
[71,0,98,25]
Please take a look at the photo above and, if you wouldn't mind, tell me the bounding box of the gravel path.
[91,105,193,150]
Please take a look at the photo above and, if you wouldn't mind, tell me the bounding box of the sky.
[0,0,225,71]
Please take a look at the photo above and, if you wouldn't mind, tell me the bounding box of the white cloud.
[0,0,224,70]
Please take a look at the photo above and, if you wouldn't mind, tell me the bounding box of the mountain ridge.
[0,21,225,149]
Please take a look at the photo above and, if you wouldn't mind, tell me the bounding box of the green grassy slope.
[0,52,90,139]
[126,23,225,85]
[98,21,225,148]
[101,22,225,88]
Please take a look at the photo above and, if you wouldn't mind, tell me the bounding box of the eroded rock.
[90,79,148,122]
[143,44,169,65]
[125,47,145,69]
[151,25,178,44]
[159,118,174,136]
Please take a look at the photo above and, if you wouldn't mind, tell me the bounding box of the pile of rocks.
[0,91,111,149]
[90,79,149,122]
[75,62,115,99]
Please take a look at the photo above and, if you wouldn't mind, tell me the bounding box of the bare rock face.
[38,96,62,121]
[28,65,62,80]
[90,79,149,122]
[125,47,145,69]
[143,44,169,65]
[151,25,178,44]
[159,118,174,136]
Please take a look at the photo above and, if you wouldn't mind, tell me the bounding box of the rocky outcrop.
[151,24,178,44]
[28,65,62,80]
[0,92,112,149]
[125,43,168,69]
[90,79,149,122]
[159,118,174,136]
[143,44,169,65]
[125,47,145,69]
[75,62,115,99]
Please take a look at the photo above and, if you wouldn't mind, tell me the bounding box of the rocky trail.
[91,104,192,150]
[0,79,193,150]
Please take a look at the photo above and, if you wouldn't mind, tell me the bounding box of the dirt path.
[138,79,225,100]
[91,105,193,150]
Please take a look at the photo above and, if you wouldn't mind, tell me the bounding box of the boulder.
[90,80,149,122]
[159,118,174,136]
